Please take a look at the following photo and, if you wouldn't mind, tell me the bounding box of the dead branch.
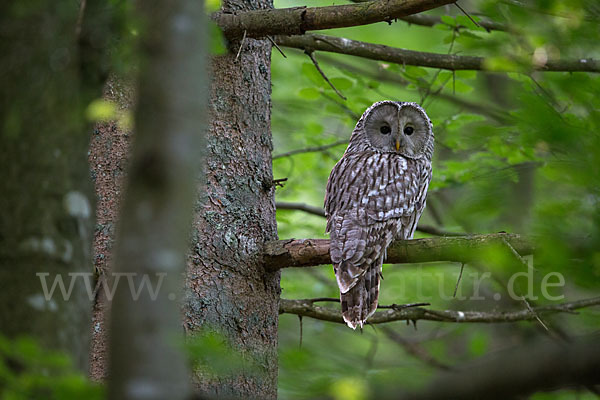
[279,296,600,325]
[381,326,452,370]
[275,33,600,73]
[263,233,533,270]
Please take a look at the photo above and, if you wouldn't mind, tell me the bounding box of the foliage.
[0,336,103,400]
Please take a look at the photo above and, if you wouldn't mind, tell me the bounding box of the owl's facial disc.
[394,105,430,158]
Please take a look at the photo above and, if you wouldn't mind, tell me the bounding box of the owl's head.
[348,101,434,160]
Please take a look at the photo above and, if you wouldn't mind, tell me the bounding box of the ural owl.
[324,101,434,329]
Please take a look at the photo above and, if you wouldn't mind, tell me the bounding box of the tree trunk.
[184,0,279,397]
[0,0,110,370]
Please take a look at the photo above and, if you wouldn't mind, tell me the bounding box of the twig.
[398,13,507,32]
[379,302,431,310]
[453,263,464,298]
[317,53,511,122]
[273,177,288,188]
[272,140,348,160]
[454,2,481,28]
[235,30,247,62]
[502,237,531,269]
[298,315,303,348]
[305,50,347,100]
[75,0,87,37]
[381,326,452,370]
[279,296,600,325]
[522,296,550,332]
[267,35,287,58]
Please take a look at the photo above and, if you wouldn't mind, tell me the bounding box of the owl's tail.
[339,262,381,330]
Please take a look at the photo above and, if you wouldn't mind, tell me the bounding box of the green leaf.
[302,62,326,86]
[329,77,353,91]
[440,15,456,26]
[298,87,321,100]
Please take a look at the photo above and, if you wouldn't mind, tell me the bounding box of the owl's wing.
[325,153,431,273]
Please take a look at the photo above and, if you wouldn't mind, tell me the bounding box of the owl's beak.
[395,138,401,151]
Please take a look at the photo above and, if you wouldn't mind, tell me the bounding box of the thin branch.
[279,296,600,325]
[275,201,466,236]
[272,140,348,159]
[263,233,532,270]
[454,2,481,28]
[317,53,510,122]
[398,13,507,32]
[234,29,247,61]
[522,296,550,332]
[213,0,457,38]
[305,50,347,100]
[381,326,452,370]
[266,35,287,58]
[453,263,464,297]
[275,33,600,73]
[276,202,325,217]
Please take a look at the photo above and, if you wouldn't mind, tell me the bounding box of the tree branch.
[275,33,600,73]
[401,333,600,400]
[316,54,511,122]
[399,13,508,32]
[213,0,456,38]
[279,296,600,325]
[381,326,452,370]
[272,140,348,159]
[263,233,533,269]
[275,201,465,236]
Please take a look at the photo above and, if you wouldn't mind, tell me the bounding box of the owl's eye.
[380,125,391,135]
[404,126,414,135]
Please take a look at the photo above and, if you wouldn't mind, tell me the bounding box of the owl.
[324,101,434,329]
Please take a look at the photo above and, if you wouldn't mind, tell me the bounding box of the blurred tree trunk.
[106,0,206,398]
[0,1,111,370]
[184,0,279,398]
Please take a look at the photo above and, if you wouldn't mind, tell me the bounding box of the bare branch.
[213,0,457,38]
[316,54,510,122]
[272,139,348,159]
[266,35,287,58]
[275,201,466,236]
[276,202,325,217]
[263,233,533,270]
[381,326,452,370]
[275,33,600,73]
[305,50,347,100]
[279,296,600,325]
[399,13,507,32]
[454,2,481,29]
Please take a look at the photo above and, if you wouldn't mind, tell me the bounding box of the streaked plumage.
[324,101,434,329]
